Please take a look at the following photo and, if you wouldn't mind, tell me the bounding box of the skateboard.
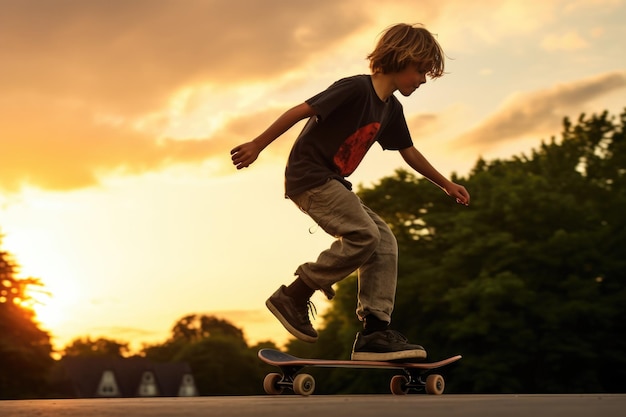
[258,348,461,396]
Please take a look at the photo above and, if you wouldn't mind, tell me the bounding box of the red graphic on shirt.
[333,122,381,176]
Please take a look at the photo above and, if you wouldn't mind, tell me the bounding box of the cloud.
[90,326,159,339]
[406,113,441,138]
[455,71,626,151]
[541,31,590,51]
[1,0,369,114]
[0,94,231,192]
[208,309,270,325]
[0,85,298,193]
[3,1,624,193]
[0,0,371,192]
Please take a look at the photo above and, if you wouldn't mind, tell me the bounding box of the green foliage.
[142,313,276,395]
[0,237,53,399]
[143,314,247,363]
[62,337,130,358]
[312,109,626,393]
[174,336,261,395]
[171,314,246,342]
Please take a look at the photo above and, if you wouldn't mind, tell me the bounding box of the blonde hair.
[367,23,445,78]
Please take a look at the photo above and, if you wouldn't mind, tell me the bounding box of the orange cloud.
[455,71,626,151]
[406,113,440,138]
[0,0,371,192]
[0,94,231,192]
[1,0,369,114]
[541,31,589,51]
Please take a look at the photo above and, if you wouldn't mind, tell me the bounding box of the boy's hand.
[230,142,261,169]
[445,182,470,206]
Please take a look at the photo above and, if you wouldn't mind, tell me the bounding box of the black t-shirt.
[285,75,413,197]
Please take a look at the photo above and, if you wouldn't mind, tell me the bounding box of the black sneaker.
[351,330,427,361]
[266,285,318,343]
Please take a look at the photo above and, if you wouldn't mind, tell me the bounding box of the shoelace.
[307,300,317,321]
[299,300,317,324]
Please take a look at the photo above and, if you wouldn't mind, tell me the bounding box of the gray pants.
[290,179,398,324]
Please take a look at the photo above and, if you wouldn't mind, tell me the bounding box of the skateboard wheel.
[425,374,445,395]
[390,375,410,395]
[263,373,284,395]
[293,373,315,396]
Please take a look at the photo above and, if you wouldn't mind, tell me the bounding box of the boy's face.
[392,62,429,97]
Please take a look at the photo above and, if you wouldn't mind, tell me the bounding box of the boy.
[230,23,470,361]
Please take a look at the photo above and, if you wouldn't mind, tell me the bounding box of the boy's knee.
[356,223,381,254]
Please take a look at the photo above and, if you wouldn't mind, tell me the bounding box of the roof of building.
[54,356,195,398]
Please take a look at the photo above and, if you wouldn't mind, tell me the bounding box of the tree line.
[1,108,624,398]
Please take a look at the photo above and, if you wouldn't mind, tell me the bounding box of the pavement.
[1,394,625,417]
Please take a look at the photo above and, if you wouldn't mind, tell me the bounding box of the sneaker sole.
[351,349,427,361]
[266,298,318,343]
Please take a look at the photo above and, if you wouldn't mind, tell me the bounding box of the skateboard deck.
[258,348,461,396]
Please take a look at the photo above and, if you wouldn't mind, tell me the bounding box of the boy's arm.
[230,102,316,169]
[399,146,470,206]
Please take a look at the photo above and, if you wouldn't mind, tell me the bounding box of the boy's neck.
[370,72,397,102]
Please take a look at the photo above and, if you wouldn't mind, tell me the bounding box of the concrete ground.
[1,394,625,417]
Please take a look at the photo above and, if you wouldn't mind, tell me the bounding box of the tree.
[143,314,275,395]
[0,235,53,399]
[174,336,262,395]
[309,109,626,393]
[62,337,130,358]
[143,314,247,363]
[171,314,245,342]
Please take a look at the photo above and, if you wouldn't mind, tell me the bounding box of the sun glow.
[29,291,64,331]
[1,194,89,344]
[17,267,86,343]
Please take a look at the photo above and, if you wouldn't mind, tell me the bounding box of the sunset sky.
[1,0,625,353]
